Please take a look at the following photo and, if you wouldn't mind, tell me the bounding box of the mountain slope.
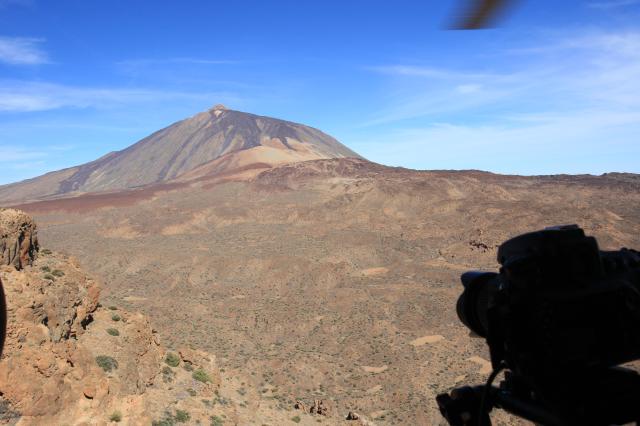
[0,105,362,203]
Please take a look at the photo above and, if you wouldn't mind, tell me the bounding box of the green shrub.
[40,266,51,272]
[175,410,190,423]
[109,411,122,422]
[192,368,211,383]
[43,274,55,281]
[291,415,301,423]
[187,388,196,396]
[210,415,224,426]
[109,306,118,310]
[51,269,65,277]
[152,419,174,426]
[95,355,118,372]
[165,352,180,367]
[106,328,120,336]
[183,362,194,372]
[111,314,121,322]
[41,249,52,255]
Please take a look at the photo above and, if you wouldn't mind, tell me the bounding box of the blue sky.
[1,0,640,184]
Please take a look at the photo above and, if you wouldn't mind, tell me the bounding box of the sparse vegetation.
[40,266,50,272]
[153,409,191,426]
[41,249,52,255]
[183,361,194,372]
[109,411,122,422]
[95,355,118,372]
[291,415,301,423]
[107,328,120,336]
[43,274,55,281]
[109,305,118,310]
[175,410,190,423]
[187,388,196,396]
[51,269,65,277]
[210,415,224,426]
[111,314,121,322]
[192,368,211,383]
[165,352,180,367]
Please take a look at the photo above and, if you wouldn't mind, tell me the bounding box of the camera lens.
[456,271,497,337]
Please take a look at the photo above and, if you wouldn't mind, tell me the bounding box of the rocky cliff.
[0,210,225,424]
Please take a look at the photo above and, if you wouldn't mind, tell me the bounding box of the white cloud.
[0,37,48,65]
[118,57,238,66]
[353,108,640,174]
[0,81,242,112]
[366,29,640,123]
[367,65,496,80]
[357,29,640,173]
[456,84,482,94]
[115,57,238,76]
[588,0,640,9]
[0,146,46,162]
[11,160,45,170]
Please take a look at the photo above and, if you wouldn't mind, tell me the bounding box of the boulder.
[0,208,39,270]
[346,411,360,420]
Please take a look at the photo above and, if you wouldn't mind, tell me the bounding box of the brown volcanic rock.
[0,208,39,270]
[0,249,104,419]
[19,158,640,425]
[0,107,362,204]
[0,211,210,423]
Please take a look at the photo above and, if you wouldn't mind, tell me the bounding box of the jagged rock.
[0,248,105,418]
[295,399,330,416]
[346,411,360,420]
[310,399,330,416]
[0,208,39,270]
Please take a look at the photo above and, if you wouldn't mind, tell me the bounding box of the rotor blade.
[452,0,515,29]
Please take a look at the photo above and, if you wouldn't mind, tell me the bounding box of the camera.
[437,225,640,426]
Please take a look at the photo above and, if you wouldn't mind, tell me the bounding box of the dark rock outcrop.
[0,208,38,270]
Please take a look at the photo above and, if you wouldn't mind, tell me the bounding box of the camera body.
[443,225,640,425]
[459,225,640,380]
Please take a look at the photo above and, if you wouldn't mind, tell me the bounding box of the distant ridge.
[0,105,362,203]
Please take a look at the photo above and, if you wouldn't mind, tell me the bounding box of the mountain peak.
[208,104,228,117]
[0,107,363,203]
[210,103,227,111]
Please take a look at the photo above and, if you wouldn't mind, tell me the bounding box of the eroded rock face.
[0,208,39,270]
[0,240,105,418]
[0,210,162,421]
[0,211,229,424]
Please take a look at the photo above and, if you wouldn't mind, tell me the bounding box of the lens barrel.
[456,271,497,337]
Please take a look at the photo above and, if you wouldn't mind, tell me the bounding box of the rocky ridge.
[0,210,221,424]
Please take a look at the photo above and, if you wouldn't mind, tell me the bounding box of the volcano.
[0,104,362,203]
